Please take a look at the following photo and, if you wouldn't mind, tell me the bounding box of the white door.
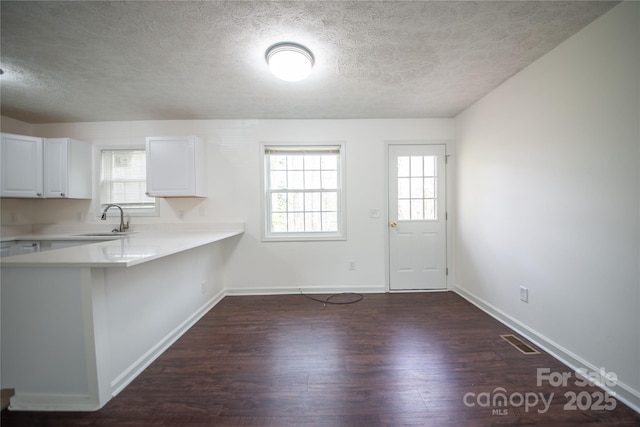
[388,144,447,290]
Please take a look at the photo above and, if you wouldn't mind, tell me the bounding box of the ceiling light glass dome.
[265,42,314,82]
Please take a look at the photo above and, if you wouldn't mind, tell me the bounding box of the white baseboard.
[8,393,101,412]
[109,289,226,397]
[224,285,386,296]
[454,286,640,414]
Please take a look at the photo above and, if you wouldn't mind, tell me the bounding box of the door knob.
[390,222,397,228]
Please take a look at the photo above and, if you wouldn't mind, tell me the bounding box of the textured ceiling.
[0,1,619,124]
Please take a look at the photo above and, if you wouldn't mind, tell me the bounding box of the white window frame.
[261,141,347,242]
[97,145,159,217]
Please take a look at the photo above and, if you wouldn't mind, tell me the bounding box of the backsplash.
[0,196,232,239]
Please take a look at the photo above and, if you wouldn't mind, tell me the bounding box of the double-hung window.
[100,149,157,216]
[262,142,346,241]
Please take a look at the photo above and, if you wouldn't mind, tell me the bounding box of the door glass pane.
[424,156,436,177]
[410,177,423,198]
[411,199,424,219]
[398,200,410,220]
[398,157,410,177]
[424,177,435,198]
[398,178,410,198]
[410,156,423,177]
[425,199,436,220]
[395,153,439,221]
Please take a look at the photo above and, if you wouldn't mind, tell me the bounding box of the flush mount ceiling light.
[265,42,314,82]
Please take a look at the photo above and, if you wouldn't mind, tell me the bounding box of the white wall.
[1,116,33,135]
[455,1,639,409]
[15,118,454,293]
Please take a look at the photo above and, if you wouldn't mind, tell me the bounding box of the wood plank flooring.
[2,292,639,426]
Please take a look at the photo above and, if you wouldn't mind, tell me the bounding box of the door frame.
[384,140,454,292]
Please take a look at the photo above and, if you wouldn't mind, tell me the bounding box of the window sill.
[262,233,346,242]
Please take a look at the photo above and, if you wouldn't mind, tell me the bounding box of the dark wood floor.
[3,292,639,426]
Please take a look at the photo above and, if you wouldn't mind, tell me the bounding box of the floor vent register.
[500,334,540,355]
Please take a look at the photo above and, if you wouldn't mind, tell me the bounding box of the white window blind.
[263,143,346,241]
[100,149,156,214]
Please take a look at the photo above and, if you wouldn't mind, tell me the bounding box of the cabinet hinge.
[446,212,448,220]
[446,267,449,276]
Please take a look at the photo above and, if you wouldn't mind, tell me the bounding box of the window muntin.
[397,155,437,221]
[263,144,345,240]
[100,149,157,216]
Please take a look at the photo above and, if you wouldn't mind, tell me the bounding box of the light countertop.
[0,228,243,268]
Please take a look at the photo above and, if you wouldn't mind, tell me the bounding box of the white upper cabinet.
[1,133,92,199]
[145,136,207,197]
[1,133,44,198]
[43,138,92,199]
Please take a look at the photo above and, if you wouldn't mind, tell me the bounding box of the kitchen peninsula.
[1,225,243,411]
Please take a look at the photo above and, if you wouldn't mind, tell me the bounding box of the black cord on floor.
[299,289,364,306]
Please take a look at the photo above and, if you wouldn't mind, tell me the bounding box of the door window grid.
[265,148,341,235]
[397,155,437,221]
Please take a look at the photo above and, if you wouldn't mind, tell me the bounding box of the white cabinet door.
[44,138,92,199]
[1,133,44,198]
[43,138,69,197]
[1,134,91,199]
[145,136,207,197]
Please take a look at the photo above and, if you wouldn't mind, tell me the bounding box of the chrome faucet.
[101,204,130,233]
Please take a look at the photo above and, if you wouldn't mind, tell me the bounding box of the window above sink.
[100,148,158,217]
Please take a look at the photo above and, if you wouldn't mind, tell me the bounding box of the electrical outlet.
[349,260,356,270]
[201,281,207,294]
[520,286,528,303]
